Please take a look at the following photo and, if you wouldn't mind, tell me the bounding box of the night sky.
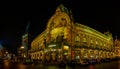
[0,1,120,54]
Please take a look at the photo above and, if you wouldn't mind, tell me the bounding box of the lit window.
[104,44,105,46]
[63,46,69,50]
[91,40,93,43]
[83,38,86,42]
[96,41,98,44]
[75,35,80,42]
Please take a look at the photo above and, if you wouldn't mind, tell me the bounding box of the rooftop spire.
[26,21,30,33]
[57,4,69,15]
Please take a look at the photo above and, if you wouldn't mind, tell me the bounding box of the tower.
[21,21,30,58]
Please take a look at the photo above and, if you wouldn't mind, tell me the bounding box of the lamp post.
[21,46,24,49]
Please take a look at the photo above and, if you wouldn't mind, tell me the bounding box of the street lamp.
[21,46,24,49]
[5,51,8,54]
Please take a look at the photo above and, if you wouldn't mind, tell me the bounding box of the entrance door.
[75,50,81,63]
[51,52,56,61]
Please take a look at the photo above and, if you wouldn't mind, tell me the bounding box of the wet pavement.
[0,60,120,69]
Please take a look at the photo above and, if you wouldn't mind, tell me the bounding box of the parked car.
[58,60,66,68]
[0,58,4,65]
[67,60,76,67]
[96,59,101,64]
[88,59,97,64]
[23,59,33,65]
[80,59,89,65]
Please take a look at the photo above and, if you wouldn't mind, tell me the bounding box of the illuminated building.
[0,51,2,58]
[114,38,120,58]
[0,45,3,58]
[20,33,28,58]
[18,45,27,59]
[0,49,3,58]
[22,32,28,52]
[18,23,29,59]
[30,4,114,63]
[0,47,6,58]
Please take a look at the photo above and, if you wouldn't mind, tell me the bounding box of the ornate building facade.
[30,4,114,63]
[114,38,120,58]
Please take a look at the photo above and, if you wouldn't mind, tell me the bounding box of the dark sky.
[0,1,120,54]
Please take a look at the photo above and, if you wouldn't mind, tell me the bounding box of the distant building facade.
[0,49,3,58]
[30,4,114,63]
[18,32,29,59]
[18,22,30,59]
[0,45,3,58]
[0,47,10,59]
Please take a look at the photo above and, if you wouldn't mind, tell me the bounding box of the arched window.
[104,43,106,46]
[96,40,98,45]
[61,18,67,27]
[75,34,80,46]
[90,51,94,58]
[100,42,102,46]
[75,34,80,42]
[83,50,88,58]
[50,22,54,30]
[91,39,93,44]
[83,37,86,42]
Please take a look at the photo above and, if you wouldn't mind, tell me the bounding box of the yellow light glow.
[63,46,69,50]
[21,46,24,49]
[6,52,8,54]
[64,53,68,55]
[48,45,56,47]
